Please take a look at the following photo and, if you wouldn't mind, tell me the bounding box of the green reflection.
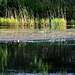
[0,43,8,71]
[0,40,75,73]
[28,55,50,73]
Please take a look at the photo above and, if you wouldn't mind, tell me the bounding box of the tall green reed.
[51,18,67,30]
[0,6,68,29]
[71,19,75,29]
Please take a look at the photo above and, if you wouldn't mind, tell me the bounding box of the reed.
[0,8,67,29]
[51,18,59,30]
[51,18,67,30]
[35,18,39,29]
[40,18,46,29]
[71,19,75,28]
[0,17,67,29]
[60,18,67,29]
[0,16,19,29]
[0,0,74,25]
[40,18,50,29]
[7,16,19,29]
[45,18,50,29]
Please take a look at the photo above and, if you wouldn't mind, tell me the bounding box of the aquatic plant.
[71,19,75,25]
[45,18,50,29]
[0,18,9,29]
[35,18,39,29]
[27,18,31,29]
[18,7,29,29]
[0,16,19,29]
[51,18,59,29]
[30,18,35,29]
[0,9,67,30]
[40,18,46,29]
[59,18,67,29]
[0,18,6,24]
[51,18,67,29]
[71,19,75,28]
[7,16,19,29]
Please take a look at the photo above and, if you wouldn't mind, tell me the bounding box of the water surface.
[0,39,75,75]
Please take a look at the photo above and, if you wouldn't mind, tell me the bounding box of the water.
[0,39,75,75]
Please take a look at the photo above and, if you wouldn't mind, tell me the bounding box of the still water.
[0,39,75,75]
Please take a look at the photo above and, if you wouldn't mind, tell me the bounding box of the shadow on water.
[0,39,75,75]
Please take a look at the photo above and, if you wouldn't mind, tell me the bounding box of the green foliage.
[71,19,75,25]
[0,17,19,29]
[51,18,67,29]
[8,16,19,24]
[0,0,2,6]
[35,18,39,29]
[40,19,46,29]
[0,18,6,24]
[71,19,75,28]
[51,18,60,29]
[0,16,67,29]
[0,0,74,21]
[31,56,49,73]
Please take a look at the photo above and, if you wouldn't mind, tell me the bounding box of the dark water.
[0,39,75,75]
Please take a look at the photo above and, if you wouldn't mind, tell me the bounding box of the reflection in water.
[0,40,75,74]
[0,43,8,71]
